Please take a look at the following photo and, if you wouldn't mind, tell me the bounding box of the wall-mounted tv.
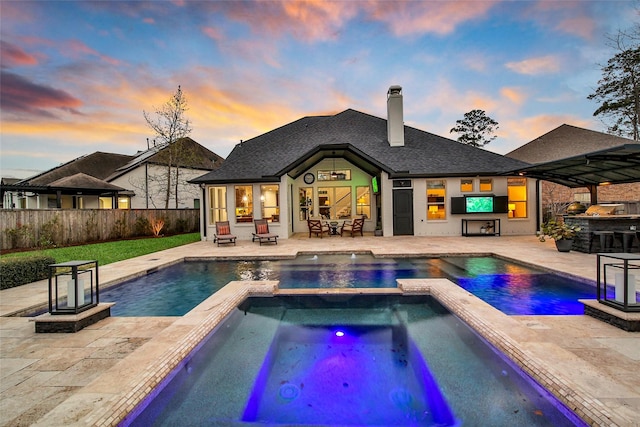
[465,196,493,213]
[451,195,508,214]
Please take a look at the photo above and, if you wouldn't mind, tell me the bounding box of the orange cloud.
[500,87,526,105]
[505,55,561,75]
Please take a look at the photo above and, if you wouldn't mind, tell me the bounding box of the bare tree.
[144,86,192,208]
[450,110,499,148]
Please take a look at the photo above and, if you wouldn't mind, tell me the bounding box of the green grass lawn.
[0,233,201,266]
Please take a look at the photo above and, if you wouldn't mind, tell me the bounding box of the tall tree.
[449,109,499,148]
[144,86,192,208]
[588,29,640,141]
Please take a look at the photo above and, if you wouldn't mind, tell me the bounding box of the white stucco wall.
[109,165,205,209]
[201,165,538,241]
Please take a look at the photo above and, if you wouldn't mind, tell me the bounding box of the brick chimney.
[387,85,404,147]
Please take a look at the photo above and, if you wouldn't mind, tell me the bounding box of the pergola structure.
[516,144,640,204]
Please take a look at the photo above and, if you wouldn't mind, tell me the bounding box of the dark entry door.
[393,189,414,235]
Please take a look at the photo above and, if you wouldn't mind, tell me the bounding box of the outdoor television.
[371,176,379,194]
[465,196,493,213]
[451,195,508,214]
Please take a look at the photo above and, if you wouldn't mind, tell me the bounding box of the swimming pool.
[124,295,586,426]
[101,254,596,317]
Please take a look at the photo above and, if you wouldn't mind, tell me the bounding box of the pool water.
[125,295,586,426]
[102,255,596,317]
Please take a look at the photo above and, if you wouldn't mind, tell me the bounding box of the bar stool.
[614,230,638,252]
[589,231,615,253]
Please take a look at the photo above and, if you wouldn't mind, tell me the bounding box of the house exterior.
[506,124,640,217]
[192,86,537,241]
[1,138,224,210]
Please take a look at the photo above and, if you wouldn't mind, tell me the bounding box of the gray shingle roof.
[506,124,635,164]
[20,152,134,186]
[193,109,529,183]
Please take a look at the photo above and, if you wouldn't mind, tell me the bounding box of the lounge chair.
[307,218,330,238]
[213,221,236,246]
[340,217,364,237]
[252,218,278,245]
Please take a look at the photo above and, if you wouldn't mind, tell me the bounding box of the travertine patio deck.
[1,235,638,426]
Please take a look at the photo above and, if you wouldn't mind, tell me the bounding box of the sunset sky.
[0,1,636,179]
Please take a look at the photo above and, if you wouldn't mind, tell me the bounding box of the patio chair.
[340,217,364,237]
[252,218,279,245]
[213,221,236,246]
[307,218,330,238]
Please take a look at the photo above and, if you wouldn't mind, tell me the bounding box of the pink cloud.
[505,55,562,75]
[143,17,155,24]
[0,41,39,67]
[223,1,359,42]
[64,39,122,66]
[522,1,598,40]
[365,1,498,36]
[202,26,224,41]
[0,71,83,118]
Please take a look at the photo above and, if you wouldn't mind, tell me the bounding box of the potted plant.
[537,220,581,252]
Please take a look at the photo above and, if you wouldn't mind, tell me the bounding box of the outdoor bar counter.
[564,215,640,253]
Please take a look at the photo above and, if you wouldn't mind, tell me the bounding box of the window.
[355,186,371,219]
[260,185,280,222]
[318,169,351,181]
[318,187,351,220]
[299,187,313,221]
[460,179,473,192]
[234,186,253,223]
[117,197,130,209]
[209,187,227,224]
[427,180,446,220]
[99,197,113,209]
[507,177,527,218]
[479,178,493,192]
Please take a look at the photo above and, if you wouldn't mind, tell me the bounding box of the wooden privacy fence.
[0,209,200,251]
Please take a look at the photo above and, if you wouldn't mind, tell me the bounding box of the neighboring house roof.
[192,109,530,184]
[48,173,125,191]
[1,178,21,185]
[107,137,224,181]
[506,124,635,164]
[19,152,134,186]
[505,124,640,188]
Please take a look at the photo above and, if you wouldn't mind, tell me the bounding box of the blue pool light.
[335,330,344,337]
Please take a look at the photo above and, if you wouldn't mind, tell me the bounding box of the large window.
[260,185,280,222]
[235,186,253,223]
[209,187,227,224]
[355,186,371,219]
[299,187,313,221]
[507,177,527,218]
[427,180,446,220]
[318,187,351,220]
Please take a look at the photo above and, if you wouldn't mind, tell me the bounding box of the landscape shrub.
[134,216,151,236]
[0,255,56,289]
